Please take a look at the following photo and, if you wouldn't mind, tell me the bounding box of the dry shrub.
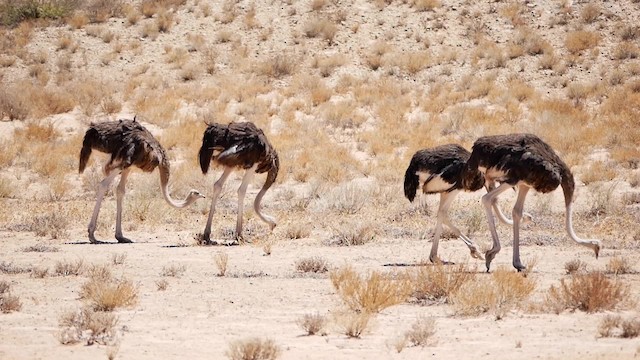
[256,54,297,79]
[330,266,411,313]
[0,280,21,313]
[156,279,168,291]
[295,256,328,274]
[312,54,346,77]
[335,310,372,338]
[545,272,630,314]
[297,312,326,335]
[412,0,441,11]
[30,267,49,278]
[606,256,634,275]
[214,252,229,277]
[404,316,436,347]
[564,259,587,275]
[565,30,600,54]
[54,259,84,276]
[226,337,280,360]
[29,211,69,239]
[58,307,119,345]
[161,263,186,277]
[110,253,127,266]
[580,161,618,185]
[580,3,600,24]
[80,273,138,312]
[0,87,29,120]
[22,243,59,253]
[598,314,640,338]
[285,222,311,239]
[613,41,639,60]
[156,9,174,32]
[411,263,475,304]
[0,261,31,274]
[452,267,536,319]
[303,18,338,43]
[329,223,375,246]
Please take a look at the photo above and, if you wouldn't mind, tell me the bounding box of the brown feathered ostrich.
[461,133,601,272]
[198,121,279,244]
[404,144,533,264]
[79,118,205,244]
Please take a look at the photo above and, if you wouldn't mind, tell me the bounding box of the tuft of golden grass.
[226,337,281,360]
[452,267,536,319]
[80,270,138,312]
[411,263,475,304]
[58,307,119,345]
[606,256,634,275]
[303,17,338,43]
[256,54,297,79]
[412,0,441,12]
[565,30,600,54]
[161,263,186,277]
[297,312,327,336]
[580,3,601,24]
[330,266,411,313]
[335,310,372,338]
[156,279,169,291]
[214,252,229,277]
[545,272,631,314]
[295,256,328,274]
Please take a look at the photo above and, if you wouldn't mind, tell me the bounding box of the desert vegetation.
[1,0,640,358]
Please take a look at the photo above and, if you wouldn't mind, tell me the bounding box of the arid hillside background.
[1,0,640,359]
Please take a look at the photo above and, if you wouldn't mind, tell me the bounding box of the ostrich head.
[187,190,206,203]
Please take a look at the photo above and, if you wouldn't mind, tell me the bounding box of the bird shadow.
[64,240,138,245]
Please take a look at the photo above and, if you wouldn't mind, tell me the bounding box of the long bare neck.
[159,162,196,209]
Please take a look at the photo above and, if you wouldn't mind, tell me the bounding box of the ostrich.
[198,121,279,244]
[461,133,601,272]
[404,144,533,264]
[79,118,205,244]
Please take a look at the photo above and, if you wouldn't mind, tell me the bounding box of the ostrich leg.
[115,168,133,243]
[202,167,232,244]
[88,170,119,244]
[235,168,256,241]
[511,184,530,271]
[480,182,513,272]
[486,181,533,226]
[435,190,484,262]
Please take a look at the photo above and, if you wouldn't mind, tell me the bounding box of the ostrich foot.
[116,235,133,243]
[513,261,526,272]
[197,232,215,246]
[429,256,454,265]
[88,232,107,244]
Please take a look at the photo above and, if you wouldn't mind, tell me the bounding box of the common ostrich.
[461,133,601,272]
[79,118,205,244]
[404,144,532,264]
[198,121,279,244]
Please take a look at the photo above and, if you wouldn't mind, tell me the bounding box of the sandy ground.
[1,224,639,359]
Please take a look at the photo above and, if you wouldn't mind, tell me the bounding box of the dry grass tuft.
[303,18,338,43]
[295,256,328,274]
[297,312,327,336]
[0,280,22,313]
[161,264,186,277]
[22,243,59,253]
[0,261,31,275]
[565,30,600,54]
[54,259,85,276]
[598,314,640,338]
[545,272,630,314]
[410,263,475,304]
[80,271,138,312]
[452,267,536,319]
[581,3,601,24]
[564,259,587,275]
[226,337,281,360]
[335,310,372,338]
[606,256,634,275]
[156,279,169,291]
[404,316,436,347]
[58,307,119,345]
[330,266,411,313]
[111,253,127,266]
[214,252,229,277]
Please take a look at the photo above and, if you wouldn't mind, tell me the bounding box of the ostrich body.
[79,118,204,244]
[198,121,279,244]
[461,133,601,271]
[404,144,531,263]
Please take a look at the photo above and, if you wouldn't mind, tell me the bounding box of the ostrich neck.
[159,163,192,208]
